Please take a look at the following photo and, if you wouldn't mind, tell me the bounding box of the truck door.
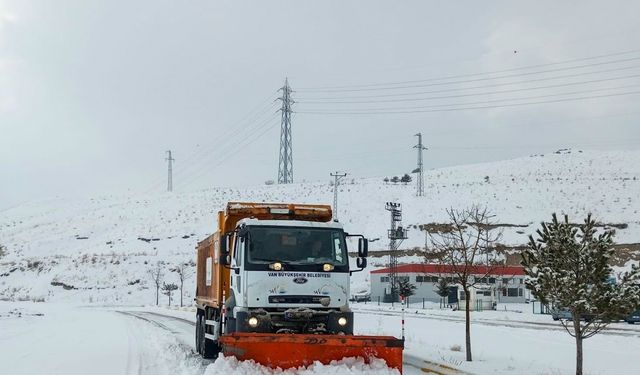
[231,234,245,307]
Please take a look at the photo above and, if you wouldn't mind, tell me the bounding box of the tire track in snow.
[131,309,472,375]
[115,311,206,375]
[123,315,144,375]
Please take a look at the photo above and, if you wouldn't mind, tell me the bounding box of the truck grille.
[268,295,324,304]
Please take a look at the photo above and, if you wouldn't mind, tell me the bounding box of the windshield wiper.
[250,258,291,264]
[287,258,333,265]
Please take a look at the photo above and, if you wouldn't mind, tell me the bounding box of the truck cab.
[223,218,365,335]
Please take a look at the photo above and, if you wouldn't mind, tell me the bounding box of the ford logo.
[293,277,308,284]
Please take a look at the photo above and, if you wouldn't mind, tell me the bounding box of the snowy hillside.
[1,149,639,303]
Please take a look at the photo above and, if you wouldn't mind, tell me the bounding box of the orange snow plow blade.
[220,333,404,372]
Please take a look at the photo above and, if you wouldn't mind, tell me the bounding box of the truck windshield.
[246,226,347,266]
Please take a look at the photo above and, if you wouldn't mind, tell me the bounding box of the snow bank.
[205,356,400,375]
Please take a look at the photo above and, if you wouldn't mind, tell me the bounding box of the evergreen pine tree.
[397,279,416,298]
[435,278,451,308]
[391,176,400,184]
[522,213,640,375]
[400,173,412,185]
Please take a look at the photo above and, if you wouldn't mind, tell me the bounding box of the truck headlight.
[248,316,259,327]
[269,262,283,271]
[323,263,334,272]
[338,317,347,326]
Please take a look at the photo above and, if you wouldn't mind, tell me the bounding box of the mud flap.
[219,333,404,373]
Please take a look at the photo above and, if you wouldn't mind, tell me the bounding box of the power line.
[297,90,640,115]
[167,98,278,181]
[177,105,279,186]
[296,72,640,104]
[296,64,640,100]
[297,51,640,91]
[173,95,278,172]
[142,92,279,193]
[297,84,640,113]
[180,112,281,188]
[181,117,283,189]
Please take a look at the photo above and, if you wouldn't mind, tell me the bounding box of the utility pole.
[277,78,294,184]
[165,150,174,192]
[414,133,428,197]
[385,202,408,303]
[330,171,347,221]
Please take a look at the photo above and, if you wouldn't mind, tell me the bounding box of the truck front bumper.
[233,309,354,335]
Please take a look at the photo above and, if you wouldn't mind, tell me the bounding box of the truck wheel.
[201,309,220,359]
[195,313,202,354]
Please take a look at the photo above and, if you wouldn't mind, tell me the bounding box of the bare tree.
[148,262,164,306]
[173,262,194,307]
[424,205,502,361]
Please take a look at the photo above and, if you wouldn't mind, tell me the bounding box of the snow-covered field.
[1,149,639,304]
[350,302,640,374]
[1,150,640,374]
[2,301,639,375]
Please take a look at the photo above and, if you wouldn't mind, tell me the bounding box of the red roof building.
[369,263,528,304]
[371,264,525,276]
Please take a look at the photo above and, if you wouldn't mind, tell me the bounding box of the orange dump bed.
[220,333,404,373]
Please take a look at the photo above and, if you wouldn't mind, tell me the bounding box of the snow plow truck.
[194,202,404,371]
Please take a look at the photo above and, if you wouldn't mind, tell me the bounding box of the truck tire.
[200,308,220,359]
[195,313,202,354]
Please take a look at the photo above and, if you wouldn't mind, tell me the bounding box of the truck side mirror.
[358,238,368,258]
[356,257,367,269]
[220,233,229,255]
[220,254,231,266]
[237,225,249,238]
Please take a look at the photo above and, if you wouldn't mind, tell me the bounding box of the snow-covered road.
[5,301,640,374]
[0,303,205,375]
[0,303,429,375]
[117,309,432,375]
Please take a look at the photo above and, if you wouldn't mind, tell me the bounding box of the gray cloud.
[1,0,639,208]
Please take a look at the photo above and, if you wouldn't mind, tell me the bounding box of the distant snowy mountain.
[1,149,639,303]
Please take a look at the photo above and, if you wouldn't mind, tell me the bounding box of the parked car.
[625,310,640,324]
[550,308,572,321]
[350,292,371,302]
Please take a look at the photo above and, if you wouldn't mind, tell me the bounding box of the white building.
[370,264,528,304]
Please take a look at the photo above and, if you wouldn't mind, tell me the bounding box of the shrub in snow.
[162,282,178,306]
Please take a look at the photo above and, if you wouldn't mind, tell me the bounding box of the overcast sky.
[1,1,639,209]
